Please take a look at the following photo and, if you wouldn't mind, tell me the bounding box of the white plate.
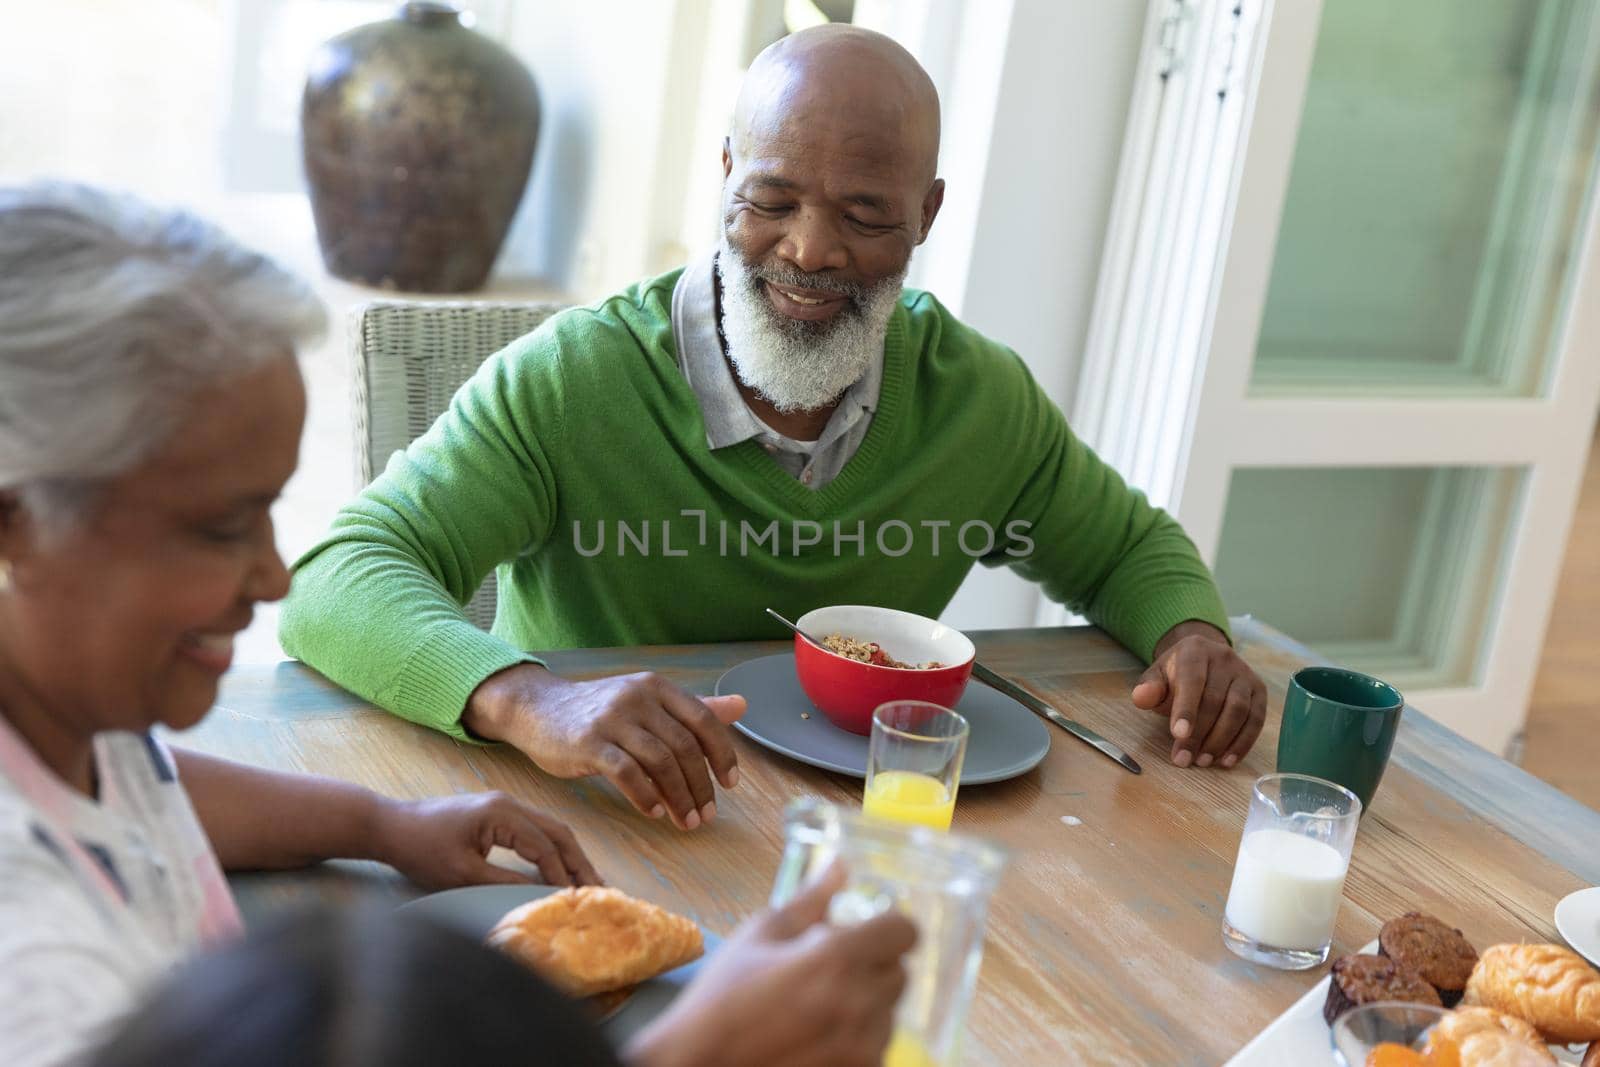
[1556,886,1600,969]
[1223,940,1377,1066]
[1224,940,1585,1065]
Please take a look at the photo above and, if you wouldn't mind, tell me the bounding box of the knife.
[970,661,1143,775]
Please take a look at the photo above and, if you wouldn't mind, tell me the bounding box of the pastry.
[1325,953,1443,1025]
[1463,943,1600,1045]
[487,887,704,998]
[1433,1007,1555,1065]
[1448,1033,1558,1067]
[1581,1040,1598,1067]
[1381,912,1479,1007]
[1435,1006,1545,1049]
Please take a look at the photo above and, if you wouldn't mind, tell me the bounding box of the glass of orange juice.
[771,800,1009,1067]
[863,701,968,831]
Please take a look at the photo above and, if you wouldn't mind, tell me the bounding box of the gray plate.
[717,653,1051,784]
[396,884,718,1046]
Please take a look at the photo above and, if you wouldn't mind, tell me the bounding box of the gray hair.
[0,182,326,529]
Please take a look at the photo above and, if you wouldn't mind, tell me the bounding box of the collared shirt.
[670,252,882,490]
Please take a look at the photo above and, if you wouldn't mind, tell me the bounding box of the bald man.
[283,26,1267,831]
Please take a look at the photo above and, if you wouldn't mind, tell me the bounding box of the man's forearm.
[171,749,394,871]
[279,530,539,744]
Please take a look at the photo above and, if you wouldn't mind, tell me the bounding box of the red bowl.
[793,605,976,735]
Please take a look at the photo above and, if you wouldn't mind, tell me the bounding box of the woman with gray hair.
[0,184,917,1067]
[0,183,602,1067]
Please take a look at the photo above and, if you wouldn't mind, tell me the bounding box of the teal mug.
[1275,666,1403,813]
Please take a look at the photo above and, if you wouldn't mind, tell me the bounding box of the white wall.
[857,0,1151,630]
[1,0,229,198]
[496,1,690,297]
[495,0,787,298]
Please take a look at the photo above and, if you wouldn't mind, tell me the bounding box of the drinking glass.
[1222,773,1362,970]
[772,799,1008,1067]
[863,701,969,832]
[1330,1003,1451,1066]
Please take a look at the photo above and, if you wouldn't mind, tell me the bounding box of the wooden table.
[183,619,1600,1066]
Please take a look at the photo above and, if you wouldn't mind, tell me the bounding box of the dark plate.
[396,884,717,1045]
[718,653,1050,783]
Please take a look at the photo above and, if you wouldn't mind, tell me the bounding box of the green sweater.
[280,270,1229,741]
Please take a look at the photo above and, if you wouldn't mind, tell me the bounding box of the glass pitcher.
[771,799,1009,1067]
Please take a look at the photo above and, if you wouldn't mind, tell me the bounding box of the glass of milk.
[1222,773,1362,969]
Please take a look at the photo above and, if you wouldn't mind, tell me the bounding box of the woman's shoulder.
[0,733,159,900]
[0,788,131,957]
[0,742,182,1059]
[0,731,192,917]
[0,812,153,1067]
[95,730,179,788]
[0,789,47,868]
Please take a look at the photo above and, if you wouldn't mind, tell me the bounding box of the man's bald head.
[717,25,947,417]
[732,25,941,187]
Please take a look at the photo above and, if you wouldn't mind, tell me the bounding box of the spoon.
[765,608,826,647]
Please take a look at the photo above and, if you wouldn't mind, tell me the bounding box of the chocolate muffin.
[1323,953,1443,1025]
[1378,912,1478,1008]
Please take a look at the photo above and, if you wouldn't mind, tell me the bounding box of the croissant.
[1450,1033,1559,1067]
[1462,943,1600,1045]
[487,887,704,998]
[1433,1007,1555,1065]
[1583,1041,1599,1067]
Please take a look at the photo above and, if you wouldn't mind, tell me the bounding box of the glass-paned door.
[1068,0,1600,753]
[1252,0,1600,396]
[1213,467,1524,692]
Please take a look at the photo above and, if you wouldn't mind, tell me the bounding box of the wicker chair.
[351,299,568,630]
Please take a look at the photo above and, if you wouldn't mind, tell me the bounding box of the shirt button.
[801,469,814,485]
[762,442,777,454]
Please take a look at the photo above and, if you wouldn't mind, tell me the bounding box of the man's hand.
[625,863,917,1067]
[1131,621,1266,769]
[373,791,602,889]
[464,665,746,830]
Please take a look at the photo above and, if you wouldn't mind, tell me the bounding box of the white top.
[0,716,241,1067]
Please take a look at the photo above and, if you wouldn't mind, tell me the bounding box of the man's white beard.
[717,235,907,415]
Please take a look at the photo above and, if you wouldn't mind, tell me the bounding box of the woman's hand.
[373,791,602,889]
[625,864,918,1067]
